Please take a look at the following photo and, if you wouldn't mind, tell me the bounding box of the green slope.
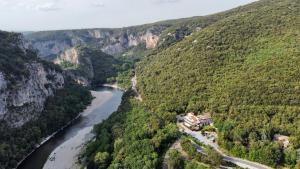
[137,0,300,167]
[80,90,180,169]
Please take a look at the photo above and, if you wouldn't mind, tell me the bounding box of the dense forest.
[136,0,300,168]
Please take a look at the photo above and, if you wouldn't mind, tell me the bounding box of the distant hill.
[24,26,164,61]
[23,3,263,61]
[137,0,300,167]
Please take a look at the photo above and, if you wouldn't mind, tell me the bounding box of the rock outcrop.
[0,31,65,127]
[55,46,118,87]
[0,63,64,127]
[54,47,80,66]
[141,31,159,49]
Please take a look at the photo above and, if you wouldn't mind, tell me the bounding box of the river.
[17,87,123,169]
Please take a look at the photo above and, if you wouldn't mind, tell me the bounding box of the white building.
[183,112,212,130]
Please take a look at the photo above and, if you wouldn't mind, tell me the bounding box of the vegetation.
[201,126,216,133]
[184,160,208,169]
[167,149,182,169]
[0,31,60,85]
[80,90,180,169]
[10,0,300,168]
[137,0,300,167]
[180,138,222,167]
[60,60,78,69]
[94,152,110,169]
[115,69,134,89]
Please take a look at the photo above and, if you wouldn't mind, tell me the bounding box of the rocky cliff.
[0,63,64,127]
[54,47,80,66]
[55,46,119,87]
[0,31,65,127]
[24,26,166,60]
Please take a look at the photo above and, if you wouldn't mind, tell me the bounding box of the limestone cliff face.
[54,47,80,66]
[24,26,168,59]
[24,15,224,60]
[141,31,159,49]
[53,47,92,86]
[31,40,72,59]
[0,31,65,127]
[0,63,64,127]
[53,46,119,88]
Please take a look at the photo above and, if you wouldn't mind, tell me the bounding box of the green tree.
[295,160,300,169]
[168,149,182,169]
[185,160,208,169]
[94,152,110,169]
[284,147,297,166]
[206,147,222,167]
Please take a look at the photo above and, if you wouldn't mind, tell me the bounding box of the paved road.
[178,123,273,169]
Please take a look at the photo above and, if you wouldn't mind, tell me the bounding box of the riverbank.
[40,89,122,169]
[16,101,88,169]
[16,88,123,169]
[11,85,93,169]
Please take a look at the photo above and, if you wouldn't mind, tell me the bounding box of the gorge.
[1,0,300,168]
[17,87,123,169]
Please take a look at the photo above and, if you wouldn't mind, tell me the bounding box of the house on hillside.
[273,134,289,148]
[183,113,200,130]
[183,112,213,131]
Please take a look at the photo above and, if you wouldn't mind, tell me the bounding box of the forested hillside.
[80,90,179,169]
[137,0,300,167]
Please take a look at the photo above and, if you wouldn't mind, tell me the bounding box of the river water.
[17,87,123,169]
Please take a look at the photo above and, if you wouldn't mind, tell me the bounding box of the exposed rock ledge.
[0,62,64,127]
